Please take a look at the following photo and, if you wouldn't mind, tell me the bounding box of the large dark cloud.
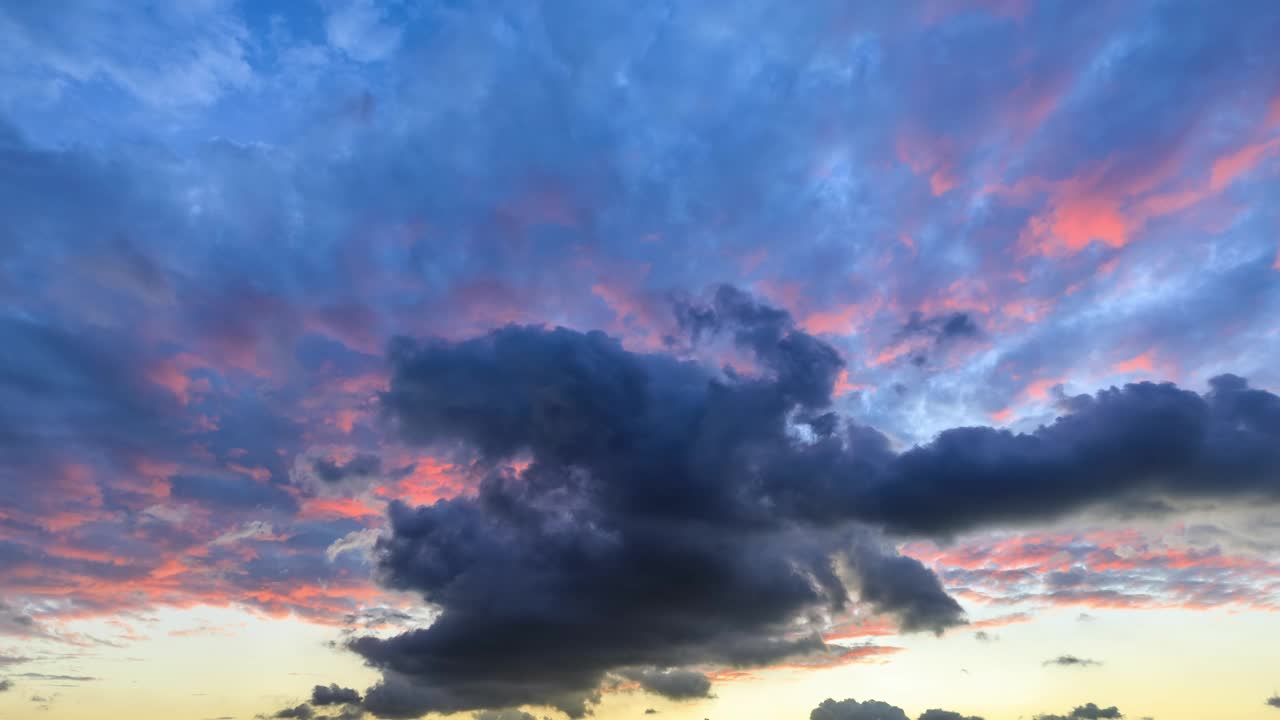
[812,374,1280,536]
[353,286,1280,717]
[360,288,961,716]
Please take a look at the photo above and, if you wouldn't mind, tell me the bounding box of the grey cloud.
[312,684,362,706]
[619,668,713,700]
[313,454,383,485]
[475,710,537,720]
[918,711,984,720]
[1043,656,1102,668]
[1035,704,1123,720]
[811,698,909,720]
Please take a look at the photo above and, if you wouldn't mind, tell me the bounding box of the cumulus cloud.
[810,698,1116,720]
[312,684,362,706]
[271,704,314,720]
[810,698,909,720]
[356,288,967,716]
[1035,703,1123,720]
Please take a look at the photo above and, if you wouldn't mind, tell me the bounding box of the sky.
[1,1,1279,719]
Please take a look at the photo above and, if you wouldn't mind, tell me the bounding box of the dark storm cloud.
[810,698,909,720]
[618,668,713,700]
[272,704,314,720]
[358,286,1280,716]
[362,288,962,716]
[1043,656,1102,668]
[312,684,362,706]
[1267,695,1280,709]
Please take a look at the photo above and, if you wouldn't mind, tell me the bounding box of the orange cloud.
[800,300,879,336]
[833,369,871,396]
[1113,350,1154,375]
[1209,137,1280,192]
[1022,377,1064,401]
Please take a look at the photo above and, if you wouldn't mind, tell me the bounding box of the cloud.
[618,668,713,700]
[0,678,11,692]
[1068,705,1122,720]
[475,711,537,720]
[1267,695,1280,709]
[344,285,1280,716]
[312,454,383,485]
[357,288,963,716]
[899,312,982,345]
[12,673,97,682]
[811,698,1115,720]
[842,374,1280,536]
[324,0,404,62]
[810,698,909,720]
[272,704,314,720]
[918,711,984,720]
[1043,656,1102,668]
[1035,704,1123,720]
[312,684,362,706]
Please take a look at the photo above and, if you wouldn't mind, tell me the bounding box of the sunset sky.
[2,2,1280,720]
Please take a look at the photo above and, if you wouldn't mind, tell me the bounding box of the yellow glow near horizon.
[3,604,1278,720]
